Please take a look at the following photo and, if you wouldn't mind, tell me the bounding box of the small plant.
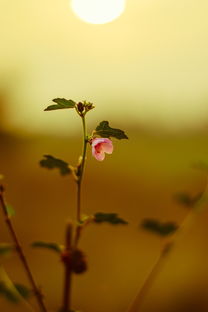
[0,98,128,312]
[0,98,207,312]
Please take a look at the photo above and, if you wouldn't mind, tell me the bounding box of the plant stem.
[62,222,73,312]
[0,186,48,312]
[61,115,88,312]
[126,244,171,312]
[77,115,87,223]
[126,179,208,312]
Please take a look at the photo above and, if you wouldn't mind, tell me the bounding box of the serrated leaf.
[14,284,31,299]
[174,192,203,208]
[95,121,128,140]
[40,155,71,176]
[44,98,76,111]
[94,212,128,225]
[31,241,64,253]
[0,281,20,303]
[0,244,14,256]
[141,219,178,236]
[6,205,15,217]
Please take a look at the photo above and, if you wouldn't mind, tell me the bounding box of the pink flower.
[91,138,113,161]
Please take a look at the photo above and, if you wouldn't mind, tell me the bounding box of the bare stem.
[62,222,73,312]
[126,244,171,312]
[0,186,48,312]
[126,177,208,312]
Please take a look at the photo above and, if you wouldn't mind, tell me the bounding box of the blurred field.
[1,126,208,312]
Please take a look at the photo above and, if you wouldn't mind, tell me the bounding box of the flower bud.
[72,249,87,274]
[77,102,85,114]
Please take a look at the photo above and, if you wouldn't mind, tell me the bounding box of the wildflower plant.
[0,98,207,312]
[0,98,128,312]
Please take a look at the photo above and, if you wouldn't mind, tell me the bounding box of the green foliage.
[0,243,14,256]
[40,155,71,176]
[0,281,20,303]
[95,121,128,140]
[6,204,15,217]
[14,284,31,299]
[175,192,203,208]
[0,281,30,303]
[94,212,128,225]
[44,98,76,111]
[31,241,64,253]
[141,219,178,236]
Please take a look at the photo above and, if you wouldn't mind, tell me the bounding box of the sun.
[71,0,126,24]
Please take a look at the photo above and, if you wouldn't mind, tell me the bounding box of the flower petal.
[102,141,113,154]
[95,152,105,161]
[91,138,113,161]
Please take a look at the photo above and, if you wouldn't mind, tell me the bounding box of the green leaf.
[14,284,31,299]
[141,219,178,236]
[0,281,20,303]
[6,205,15,217]
[174,192,203,208]
[31,241,64,253]
[44,98,76,111]
[40,155,71,176]
[94,212,128,225]
[0,244,14,256]
[95,121,128,140]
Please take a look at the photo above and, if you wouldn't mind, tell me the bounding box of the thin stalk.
[62,222,73,312]
[0,186,48,312]
[61,114,88,311]
[77,115,88,223]
[126,178,208,312]
[126,244,171,312]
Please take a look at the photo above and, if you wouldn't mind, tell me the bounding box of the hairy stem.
[77,116,87,223]
[0,186,48,312]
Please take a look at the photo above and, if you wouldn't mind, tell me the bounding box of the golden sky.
[0,0,208,134]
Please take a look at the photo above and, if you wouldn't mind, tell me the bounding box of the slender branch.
[62,222,73,312]
[61,113,88,311]
[0,186,48,312]
[126,244,171,312]
[77,115,88,223]
[126,177,208,312]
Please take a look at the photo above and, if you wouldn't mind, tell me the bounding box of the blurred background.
[1,0,208,311]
